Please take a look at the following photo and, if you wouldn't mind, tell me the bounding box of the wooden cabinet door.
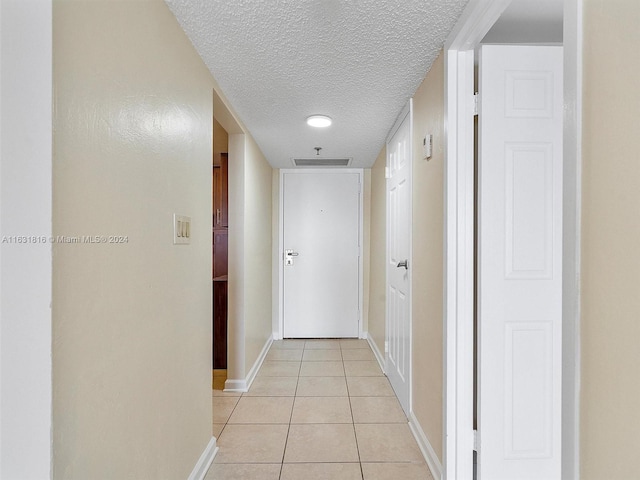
[213,153,228,227]
[212,229,228,278]
[220,153,228,227]
[212,281,227,369]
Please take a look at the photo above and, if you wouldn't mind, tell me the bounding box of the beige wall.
[581,2,640,478]
[368,52,445,463]
[52,1,213,478]
[367,148,387,353]
[227,133,246,381]
[243,135,273,371]
[213,118,229,158]
[411,51,445,461]
[227,133,273,383]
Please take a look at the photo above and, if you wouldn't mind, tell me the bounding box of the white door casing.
[478,45,563,480]
[281,170,362,338]
[386,101,412,416]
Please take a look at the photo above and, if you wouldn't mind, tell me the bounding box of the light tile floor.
[208,339,434,480]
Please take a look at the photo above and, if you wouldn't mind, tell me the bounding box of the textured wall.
[411,52,445,462]
[52,1,213,477]
[581,1,640,478]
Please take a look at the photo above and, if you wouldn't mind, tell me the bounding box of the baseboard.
[187,436,218,480]
[366,335,386,374]
[223,334,273,392]
[408,411,443,480]
[244,334,273,390]
[223,378,247,392]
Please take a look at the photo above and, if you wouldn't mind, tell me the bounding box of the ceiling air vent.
[292,158,351,167]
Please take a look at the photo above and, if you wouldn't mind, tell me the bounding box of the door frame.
[443,1,583,479]
[276,168,365,340]
[384,99,413,413]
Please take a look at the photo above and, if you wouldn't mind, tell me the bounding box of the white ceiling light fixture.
[306,115,332,128]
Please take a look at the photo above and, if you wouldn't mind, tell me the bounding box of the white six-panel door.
[478,45,563,480]
[386,103,412,415]
[282,171,361,338]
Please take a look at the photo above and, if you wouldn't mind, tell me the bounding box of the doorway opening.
[212,117,229,390]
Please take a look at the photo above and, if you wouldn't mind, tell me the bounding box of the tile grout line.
[278,340,306,479]
[343,344,366,480]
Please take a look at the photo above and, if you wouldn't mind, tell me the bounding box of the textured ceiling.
[165,0,469,168]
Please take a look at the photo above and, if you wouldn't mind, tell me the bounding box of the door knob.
[397,259,408,270]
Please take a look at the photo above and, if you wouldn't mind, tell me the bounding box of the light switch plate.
[173,214,191,245]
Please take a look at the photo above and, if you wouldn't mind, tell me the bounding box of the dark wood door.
[212,280,227,369]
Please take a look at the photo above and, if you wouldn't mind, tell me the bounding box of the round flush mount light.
[306,115,332,128]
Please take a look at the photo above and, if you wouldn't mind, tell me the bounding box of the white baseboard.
[408,411,443,480]
[187,436,218,480]
[366,335,386,374]
[224,334,273,392]
[244,334,273,390]
[223,378,247,392]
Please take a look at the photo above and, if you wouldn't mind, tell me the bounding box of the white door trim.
[444,4,509,478]
[276,168,364,340]
[443,1,582,479]
[0,2,54,477]
[560,2,583,479]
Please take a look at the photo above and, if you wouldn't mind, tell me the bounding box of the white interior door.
[478,45,563,480]
[282,171,361,338]
[386,103,411,415]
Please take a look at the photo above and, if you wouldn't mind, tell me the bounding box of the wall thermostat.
[423,133,432,160]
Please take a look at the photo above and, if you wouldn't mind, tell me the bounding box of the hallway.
[209,339,432,480]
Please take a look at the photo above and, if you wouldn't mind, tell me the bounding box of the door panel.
[283,172,360,338]
[478,45,563,480]
[213,230,228,278]
[213,153,228,227]
[386,105,411,415]
[212,280,227,369]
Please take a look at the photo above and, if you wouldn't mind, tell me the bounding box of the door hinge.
[473,92,479,116]
[473,429,478,451]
